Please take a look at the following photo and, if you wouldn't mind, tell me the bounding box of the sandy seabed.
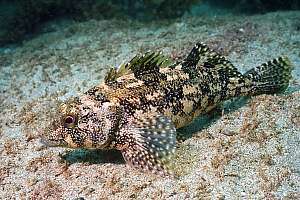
[0,10,299,199]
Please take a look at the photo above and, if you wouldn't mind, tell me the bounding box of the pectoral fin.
[118,113,176,176]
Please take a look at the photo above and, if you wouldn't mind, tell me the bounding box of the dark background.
[0,0,299,45]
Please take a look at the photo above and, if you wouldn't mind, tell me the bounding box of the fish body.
[43,43,293,175]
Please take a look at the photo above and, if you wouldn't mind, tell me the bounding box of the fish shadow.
[179,88,296,139]
[178,97,250,139]
[60,149,125,165]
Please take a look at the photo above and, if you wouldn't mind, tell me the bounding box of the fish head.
[42,95,119,149]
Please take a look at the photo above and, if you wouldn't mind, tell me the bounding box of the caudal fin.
[243,56,293,95]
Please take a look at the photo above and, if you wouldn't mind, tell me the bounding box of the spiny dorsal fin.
[104,51,173,83]
[126,51,173,77]
[104,63,132,83]
[104,67,118,83]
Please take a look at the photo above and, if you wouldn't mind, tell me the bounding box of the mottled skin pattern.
[42,43,293,175]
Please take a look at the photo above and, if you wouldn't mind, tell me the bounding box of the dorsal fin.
[105,51,173,83]
[182,42,240,76]
[104,63,132,83]
[129,51,173,83]
[126,51,172,76]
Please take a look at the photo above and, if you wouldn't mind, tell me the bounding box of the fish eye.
[65,116,75,124]
[64,115,77,128]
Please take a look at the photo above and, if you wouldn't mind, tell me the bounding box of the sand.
[0,10,299,199]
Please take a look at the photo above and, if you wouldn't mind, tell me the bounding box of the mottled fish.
[42,43,293,175]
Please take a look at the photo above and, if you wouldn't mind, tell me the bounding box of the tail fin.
[243,56,293,95]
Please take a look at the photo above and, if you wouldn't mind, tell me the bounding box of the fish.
[41,42,293,175]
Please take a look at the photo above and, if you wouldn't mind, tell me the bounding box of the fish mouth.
[39,134,67,147]
[39,136,56,147]
[39,136,50,147]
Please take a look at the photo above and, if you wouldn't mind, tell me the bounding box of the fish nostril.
[51,119,61,129]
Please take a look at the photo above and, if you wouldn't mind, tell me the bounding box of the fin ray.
[243,56,293,95]
[118,113,176,175]
[182,42,240,75]
[105,51,173,83]
[126,51,173,81]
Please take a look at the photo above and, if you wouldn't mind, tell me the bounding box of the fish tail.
[243,56,293,95]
